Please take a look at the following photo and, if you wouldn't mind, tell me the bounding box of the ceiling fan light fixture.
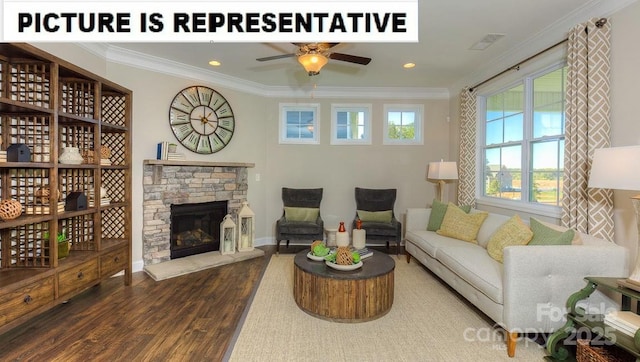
[298,52,328,76]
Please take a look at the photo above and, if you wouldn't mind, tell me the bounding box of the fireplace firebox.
[170,201,228,259]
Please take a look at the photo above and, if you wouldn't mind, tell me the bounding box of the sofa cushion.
[357,209,393,223]
[284,207,319,222]
[436,203,488,243]
[475,212,512,249]
[277,220,323,234]
[486,215,533,263]
[535,219,583,245]
[405,229,472,259]
[437,244,504,304]
[528,218,574,245]
[427,199,471,231]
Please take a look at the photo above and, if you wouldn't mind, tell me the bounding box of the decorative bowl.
[325,260,363,271]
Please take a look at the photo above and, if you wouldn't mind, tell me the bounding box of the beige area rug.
[228,254,546,361]
[143,249,264,281]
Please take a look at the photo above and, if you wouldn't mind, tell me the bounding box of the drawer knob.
[24,295,33,304]
[114,256,120,262]
[77,271,84,279]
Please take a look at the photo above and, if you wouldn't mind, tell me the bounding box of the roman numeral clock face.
[169,86,235,154]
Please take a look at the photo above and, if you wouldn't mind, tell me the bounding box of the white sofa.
[404,208,629,357]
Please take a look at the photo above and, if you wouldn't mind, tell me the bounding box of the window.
[383,104,424,145]
[330,104,372,145]
[279,103,319,144]
[480,65,567,208]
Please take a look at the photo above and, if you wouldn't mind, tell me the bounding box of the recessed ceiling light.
[403,62,416,69]
[208,60,221,66]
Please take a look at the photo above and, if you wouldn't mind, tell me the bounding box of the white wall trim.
[77,44,449,100]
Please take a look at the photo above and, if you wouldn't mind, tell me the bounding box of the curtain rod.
[468,17,607,92]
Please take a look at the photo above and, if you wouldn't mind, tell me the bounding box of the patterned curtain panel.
[458,88,477,206]
[561,18,613,241]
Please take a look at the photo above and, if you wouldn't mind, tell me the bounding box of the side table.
[546,277,640,360]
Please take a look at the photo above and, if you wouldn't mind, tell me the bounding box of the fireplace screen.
[170,201,227,259]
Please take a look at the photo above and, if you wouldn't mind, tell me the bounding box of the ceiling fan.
[256,43,371,76]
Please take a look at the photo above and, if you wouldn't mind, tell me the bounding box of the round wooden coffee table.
[293,249,395,322]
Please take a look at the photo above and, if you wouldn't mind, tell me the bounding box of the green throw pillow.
[427,199,472,231]
[357,210,393,223]
[486,215,533,263]
[284,207,319,222]
[528,218,574,246]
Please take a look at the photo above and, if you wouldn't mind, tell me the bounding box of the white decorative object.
[353,229,366,250]
[59,146,84,165]
[325,227,338,247]
[100,186,108,199]
[336,232,349,247]
[220,214,236,255]
[588,145,640,288]
[237,201,255,251]
[326,260,363,271]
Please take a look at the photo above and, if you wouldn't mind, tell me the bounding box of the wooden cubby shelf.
[0,43,132,335]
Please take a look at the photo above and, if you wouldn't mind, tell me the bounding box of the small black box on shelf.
[7,143,31,162]
[65,192,87,211]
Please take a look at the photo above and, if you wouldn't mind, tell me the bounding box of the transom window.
[279,103,320,144]
[331,104,372,145]
[383,104,424,145]
[480,65,567,208]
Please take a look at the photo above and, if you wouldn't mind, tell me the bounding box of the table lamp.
[588,145,640,287]
[427,160,458,202]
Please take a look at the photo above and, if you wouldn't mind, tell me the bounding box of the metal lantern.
[237,201,255,252]
[220,214,236,255]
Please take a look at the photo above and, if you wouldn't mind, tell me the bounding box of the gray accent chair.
[352,187,402,255]
[275,188,324,254]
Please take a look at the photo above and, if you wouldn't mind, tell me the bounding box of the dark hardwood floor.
[0,244,400,361]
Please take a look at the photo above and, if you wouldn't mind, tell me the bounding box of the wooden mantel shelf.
[144,160,255,168]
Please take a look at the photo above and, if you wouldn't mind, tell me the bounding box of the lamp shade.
[298,52,328,76]
[588,145,640,191]
[427,161,458,180]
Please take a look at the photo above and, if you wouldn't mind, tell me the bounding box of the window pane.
[285,110,314,139]
[533,67,566,138]
[504,113,523,142]
[531,140,563,205]
[486,119,503,145]
[336,110,365,140]
[484,145,521,200]
[387,111,416,140]
[503,84,524,117]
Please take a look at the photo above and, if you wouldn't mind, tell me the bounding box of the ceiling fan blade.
[329,52,371,65]
[256,53,296,62]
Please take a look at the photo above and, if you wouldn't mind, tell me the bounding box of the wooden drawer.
[58,259,99,297]
[101,247,128,277]
[0,277,55,326]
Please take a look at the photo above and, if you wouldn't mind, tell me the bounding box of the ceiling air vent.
[470,33,505,50]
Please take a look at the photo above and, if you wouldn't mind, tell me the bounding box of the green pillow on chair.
[284,207,319,222]
[357,210,393,223]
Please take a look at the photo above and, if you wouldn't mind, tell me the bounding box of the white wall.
[609,0,640,262]
[30,43,451,269]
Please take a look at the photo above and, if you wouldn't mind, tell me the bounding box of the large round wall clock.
[169,85,235,154]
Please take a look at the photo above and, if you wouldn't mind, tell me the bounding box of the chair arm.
[405,208,431,232]
[502,244,628,332]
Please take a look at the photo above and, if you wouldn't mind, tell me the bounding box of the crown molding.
[77,44,448,100]
[450,0,637,93]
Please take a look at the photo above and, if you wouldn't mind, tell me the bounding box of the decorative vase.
[336,221,349,247]
[58,240,70,259]
[353,220,366,250]
[59,147,83,165]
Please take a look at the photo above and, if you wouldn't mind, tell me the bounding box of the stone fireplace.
[142,160,255,266]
